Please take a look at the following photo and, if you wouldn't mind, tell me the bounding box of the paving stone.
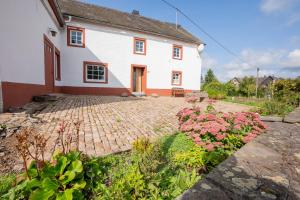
[0,96,250,165]
[284,107,300,123]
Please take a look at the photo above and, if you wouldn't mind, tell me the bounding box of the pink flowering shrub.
[177,106,267,152]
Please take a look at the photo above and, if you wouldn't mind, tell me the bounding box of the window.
[83,61,108,83]
[173,45,183,60]
[67,26,85,48]
[54,48,61,81]
[134,37,146,55]
[172,71,182,86]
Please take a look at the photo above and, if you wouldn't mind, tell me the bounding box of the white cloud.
[218,48,300,81]
[260,0,296,14]
[284,49,300,67]
[224,49,285,70]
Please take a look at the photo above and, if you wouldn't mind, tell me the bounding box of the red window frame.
[172,44,183,60]
[54,48,61,81]
[133,37,147,55]
[83,61,108,84]
[171,71,182,86]
[67,26,85,48]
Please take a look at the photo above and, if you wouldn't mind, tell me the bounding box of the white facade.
[61,21,202,90]
[0,0,62,85]
[0,0,203,111]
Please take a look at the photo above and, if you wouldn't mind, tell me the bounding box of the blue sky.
[84,0,300,82]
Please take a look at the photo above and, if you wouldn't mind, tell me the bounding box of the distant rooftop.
[58,0,203,45]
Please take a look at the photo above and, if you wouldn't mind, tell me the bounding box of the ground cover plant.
[1,101,267,200]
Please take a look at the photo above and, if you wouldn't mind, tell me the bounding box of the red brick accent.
[130,64,147,93]
[171,71,183,86]
[55,48,61,81]
[146,88,193,96]
[59,86,131,96]
[133,37,147,55]
[1,82,46,111]
[172,44,183,60]
[83,61,108,84]
[67,26,85,48]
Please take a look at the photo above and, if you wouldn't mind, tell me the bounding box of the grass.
[223,96,265,107]
[223,96,296,117]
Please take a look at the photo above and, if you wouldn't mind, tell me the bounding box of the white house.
[0,0,204,112]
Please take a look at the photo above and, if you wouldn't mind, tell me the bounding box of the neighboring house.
[229,76,277,88]
[0,0,204,112]
[258,76,278,89]
[229,77,242,88]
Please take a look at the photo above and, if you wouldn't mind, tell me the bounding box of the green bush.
[204,81,227,99]
[253,101,294,116]
[0,174,16,196]
[3,151,86,200]
[3,132,255,199]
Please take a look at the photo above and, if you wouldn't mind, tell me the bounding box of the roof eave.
[48,0,65,27]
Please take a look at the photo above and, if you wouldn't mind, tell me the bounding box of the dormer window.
[134,37,146,55]
[173,45,183,60]
[67,26,85,48]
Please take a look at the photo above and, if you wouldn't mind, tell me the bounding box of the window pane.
[87,75,92,79]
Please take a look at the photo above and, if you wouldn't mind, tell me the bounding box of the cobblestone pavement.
[179,109,300,199]
[16,95,250,158]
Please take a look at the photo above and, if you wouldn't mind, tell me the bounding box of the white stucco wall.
[0,0,62,85]
[61,21,202,90]
[0,0,202,93]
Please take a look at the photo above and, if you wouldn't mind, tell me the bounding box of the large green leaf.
[28,168,38,179]
[26,178,41,190]
[42,178,59,191]
[60,171,76,185]
[29,188,54,200]
[56,156,68,175]
[70,160,83,173]
[72,180,86,189]
[41,164,58,178]
[56,189,73,200]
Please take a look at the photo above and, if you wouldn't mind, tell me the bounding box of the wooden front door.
[44,37,54,92]
[133,68,143,92]
[132,65,147,93]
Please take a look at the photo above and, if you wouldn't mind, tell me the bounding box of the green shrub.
[3,151,86,200]
[171,147,206,170]
[254,101,294,116]
[204,81,227,99]
[0,174,16,196]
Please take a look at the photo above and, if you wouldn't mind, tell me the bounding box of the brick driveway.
[30,95,250,158]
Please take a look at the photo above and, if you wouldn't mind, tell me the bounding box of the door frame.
[43,34,55,92]
[131,64,147,93]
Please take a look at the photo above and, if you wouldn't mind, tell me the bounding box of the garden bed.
[0,102,267,199]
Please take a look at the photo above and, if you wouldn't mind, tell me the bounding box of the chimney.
[132,10,140,15]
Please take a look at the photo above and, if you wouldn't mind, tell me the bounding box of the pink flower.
[205,143,215,152]
[194,136,201,142]
[216,134,225,141]
[234,124,241,130]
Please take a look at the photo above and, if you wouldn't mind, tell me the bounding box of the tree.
[239,76,256,97]
[204,69,218,86]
